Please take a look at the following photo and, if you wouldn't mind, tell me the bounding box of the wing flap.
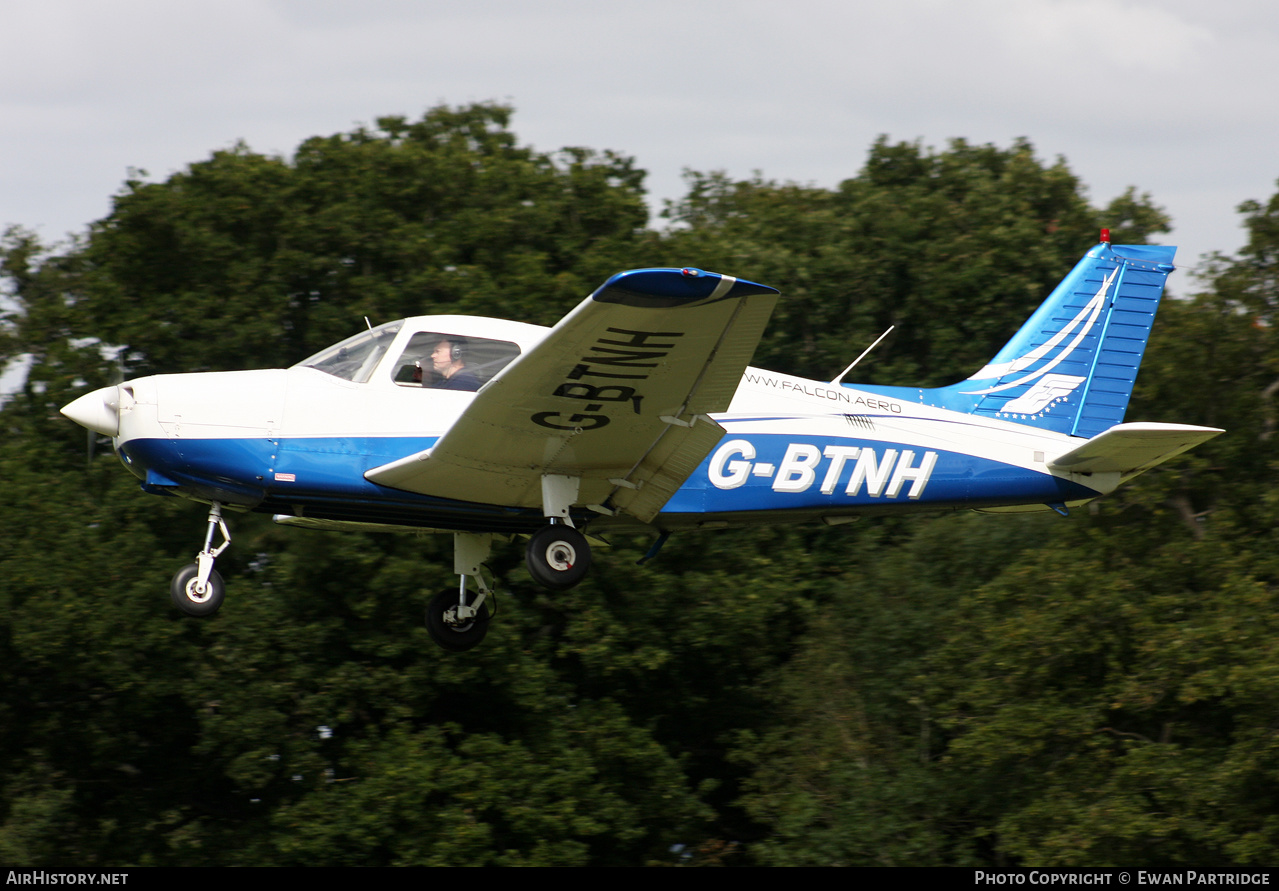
[603,414,729,522]
[366,268,779,519]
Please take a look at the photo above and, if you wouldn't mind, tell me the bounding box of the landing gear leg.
[426,533,494,652]
[170,503,231,617]
[525,473,592,590]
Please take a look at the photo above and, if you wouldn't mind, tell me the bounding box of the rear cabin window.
[391,332,521,392]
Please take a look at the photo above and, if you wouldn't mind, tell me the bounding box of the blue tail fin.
[858,240,1177,437]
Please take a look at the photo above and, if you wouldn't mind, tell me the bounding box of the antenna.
[831,325,895,386]
[364,316,373,330]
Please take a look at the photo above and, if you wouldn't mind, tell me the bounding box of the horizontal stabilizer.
[1048,422,1223,478]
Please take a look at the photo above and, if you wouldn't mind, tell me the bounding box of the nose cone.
[61,385,121,437]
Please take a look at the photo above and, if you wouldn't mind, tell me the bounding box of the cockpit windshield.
[296,321,403,382]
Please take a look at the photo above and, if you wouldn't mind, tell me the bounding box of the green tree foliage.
[924,527,1279,866]
[4,108,1277,866]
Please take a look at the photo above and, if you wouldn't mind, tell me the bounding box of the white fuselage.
[66,314,1110,533]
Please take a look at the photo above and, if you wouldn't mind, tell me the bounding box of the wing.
[365,268,780,522]
[1048,422,1223,480]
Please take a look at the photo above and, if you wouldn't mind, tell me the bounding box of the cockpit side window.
[296,322,403,383]
[392,332,521,392]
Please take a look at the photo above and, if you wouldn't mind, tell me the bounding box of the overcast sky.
[4,0,1277,281]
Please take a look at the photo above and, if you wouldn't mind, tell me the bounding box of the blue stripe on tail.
[854,241,1177,437]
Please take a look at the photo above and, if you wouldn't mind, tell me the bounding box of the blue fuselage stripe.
[119,430,1100,529]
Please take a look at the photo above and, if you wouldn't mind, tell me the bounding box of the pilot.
[429,337,481,391]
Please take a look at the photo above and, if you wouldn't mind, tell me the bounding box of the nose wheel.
[170,503,231,617]
[171,564,226,617]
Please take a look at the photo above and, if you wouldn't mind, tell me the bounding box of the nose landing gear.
[170,503,231,617]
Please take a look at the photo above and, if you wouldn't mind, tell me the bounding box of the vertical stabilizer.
[897,240,1177,437]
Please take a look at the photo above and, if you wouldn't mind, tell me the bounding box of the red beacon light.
[1100,228,1111,244]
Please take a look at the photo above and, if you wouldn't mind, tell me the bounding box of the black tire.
[426,587,490,652]
[170,563,225,617]
[525,525,591,591]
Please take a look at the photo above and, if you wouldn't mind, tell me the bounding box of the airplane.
[61,231,1222,651]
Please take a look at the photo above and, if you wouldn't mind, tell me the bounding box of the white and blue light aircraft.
[62,233,1221,650]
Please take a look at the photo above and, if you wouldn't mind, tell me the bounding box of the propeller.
[84,346,126,467]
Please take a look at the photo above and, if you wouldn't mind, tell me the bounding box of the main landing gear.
[523,473,591,591]
[426,532,494,652]
[170,503,230,617]
[424,520,593,652]
[525,522,590,590]
[426,474,594,652]
[169,474,597,652]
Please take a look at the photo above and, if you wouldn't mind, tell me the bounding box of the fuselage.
[65,314,1110,535]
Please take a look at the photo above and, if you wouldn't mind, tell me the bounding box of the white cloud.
[0,0,1276,266]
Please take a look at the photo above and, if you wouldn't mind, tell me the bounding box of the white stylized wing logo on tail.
[962,267,1118,396]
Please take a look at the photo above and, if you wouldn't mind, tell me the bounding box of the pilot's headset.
[448,337,468,363]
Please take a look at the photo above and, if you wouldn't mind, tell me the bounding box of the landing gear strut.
[426,532,494,652]
[524,473,592,591]
[170,503,230,617]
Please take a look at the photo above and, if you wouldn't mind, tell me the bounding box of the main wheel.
[526,525,591,591]
[170,563,225,617]
[426,588,491,652]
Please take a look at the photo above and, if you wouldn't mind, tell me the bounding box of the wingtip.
[592,268,778,308]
